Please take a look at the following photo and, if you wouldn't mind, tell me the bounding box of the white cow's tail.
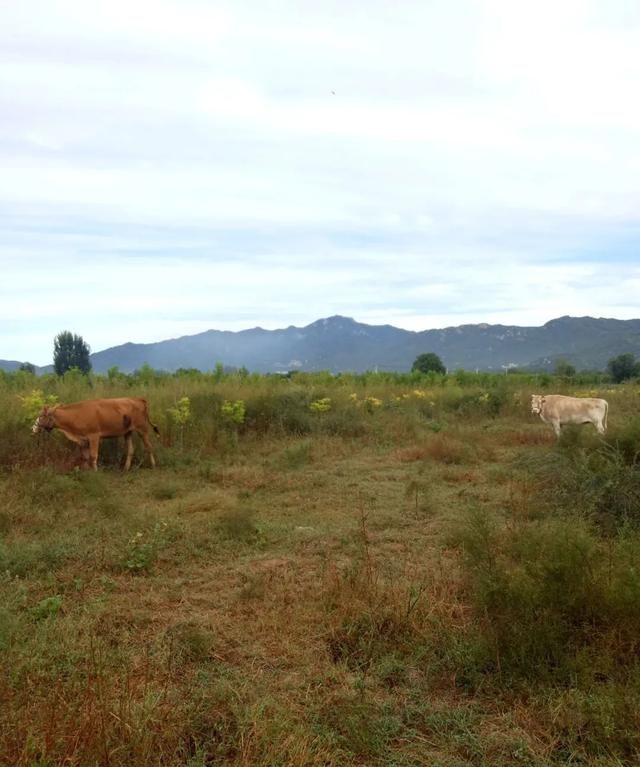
[603,400,608,432]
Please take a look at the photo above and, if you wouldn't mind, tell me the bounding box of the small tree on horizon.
[554,358,576,378]
[607,353,639,383]
[53,331,92,376]
[411,352,446,375]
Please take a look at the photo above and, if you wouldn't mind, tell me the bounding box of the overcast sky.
[2,0,640,364]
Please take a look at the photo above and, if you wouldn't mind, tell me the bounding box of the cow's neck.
[52,408,83,441]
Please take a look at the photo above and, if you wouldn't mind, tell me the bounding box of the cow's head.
[530,394,545,414]
[32,406,57,434]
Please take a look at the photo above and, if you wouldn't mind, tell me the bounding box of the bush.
[243,391,312,435]
[525,438,640,531]
[275,440,313,470]
[215,508,259,543]
[454,509,640,683]
[319,409,367,438]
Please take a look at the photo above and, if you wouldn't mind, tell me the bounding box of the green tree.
[411,352,446,375]
[107,365,127,384]
[212,361,225,382]
[554,359,576,378]
[53,331,91,376]
[134,363,157,385]
[607,353,639,383]
[19,362,36,374]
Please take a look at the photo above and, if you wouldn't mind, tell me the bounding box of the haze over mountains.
[3,316,640,375]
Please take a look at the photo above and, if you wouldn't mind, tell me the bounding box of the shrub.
[164,621,214,663]
[30,594,64,622]
[525,439,640,531]
[454,509,640,682]
[216,508,259,543]
[422,435,471,464]
[220,399,246,425]
[0,541,70,577]
[244,391,312,435]
[319,409,367,438]
[605,417,640,465]
[150,481,179,501]
[313,696,403,760]
[276,440,313,470]
[123,521,171,574]
[309,397,331,413]
[18,389,59,422]
[167,397,192,449]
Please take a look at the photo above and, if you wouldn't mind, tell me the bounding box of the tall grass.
[1,368,640,765]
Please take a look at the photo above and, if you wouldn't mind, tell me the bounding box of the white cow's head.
[32,406,57,434]
[530,394,545,415]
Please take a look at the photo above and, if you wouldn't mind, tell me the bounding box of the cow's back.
[56,398,149,437]
[541,394,608,430]
[543,394,605,415]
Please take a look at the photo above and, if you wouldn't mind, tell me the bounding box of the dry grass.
[498,427,556,447]
[1,379,640,765]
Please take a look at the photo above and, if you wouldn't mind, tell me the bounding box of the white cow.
[530,394,608,438]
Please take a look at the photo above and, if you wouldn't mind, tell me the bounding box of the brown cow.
[32,397,159,470]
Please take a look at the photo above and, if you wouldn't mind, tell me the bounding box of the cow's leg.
[80,439,91,470]
[88,435,100,471]
[123,433,134,471]
[595,420,606,436]
[139,430,156,468]
[552,421,561,438]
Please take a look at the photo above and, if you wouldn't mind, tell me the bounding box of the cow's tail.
[603,400,609,432]
[141,398,160,436]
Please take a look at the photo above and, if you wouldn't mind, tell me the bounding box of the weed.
[123,521,171,574]
[0,540,70,577]
[544,682,640,762]
[276,439,313,470]
[453,508,640,684]
[2,375,640,766]
[525,440,640,531]
[216,507,259,543]
[422,434,471,464]
[150,481,179,500]
[238,573,267,601]
[124,531,156,573]
[0,608,19,651]
[314,696,403,759]
[0,510,10,535]
[404,478,434,518]
[30,595,63,622]
[319,409,367,437]
[327,612,415,670]
[310,397,332,413]
[165,621,215,664]
[605,417,640,465]
[197,460,223,481]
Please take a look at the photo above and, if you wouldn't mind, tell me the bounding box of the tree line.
[15,332,640,384]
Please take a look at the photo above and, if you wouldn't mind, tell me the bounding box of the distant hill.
[0,360,24,373]
[0,360,52,374]
[3,315,640,375]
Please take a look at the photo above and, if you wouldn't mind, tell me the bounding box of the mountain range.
[3,315,640,375]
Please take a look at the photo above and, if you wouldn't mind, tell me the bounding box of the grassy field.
[1,371,640,766]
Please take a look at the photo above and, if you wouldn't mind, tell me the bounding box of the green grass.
[1,375,640,765]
